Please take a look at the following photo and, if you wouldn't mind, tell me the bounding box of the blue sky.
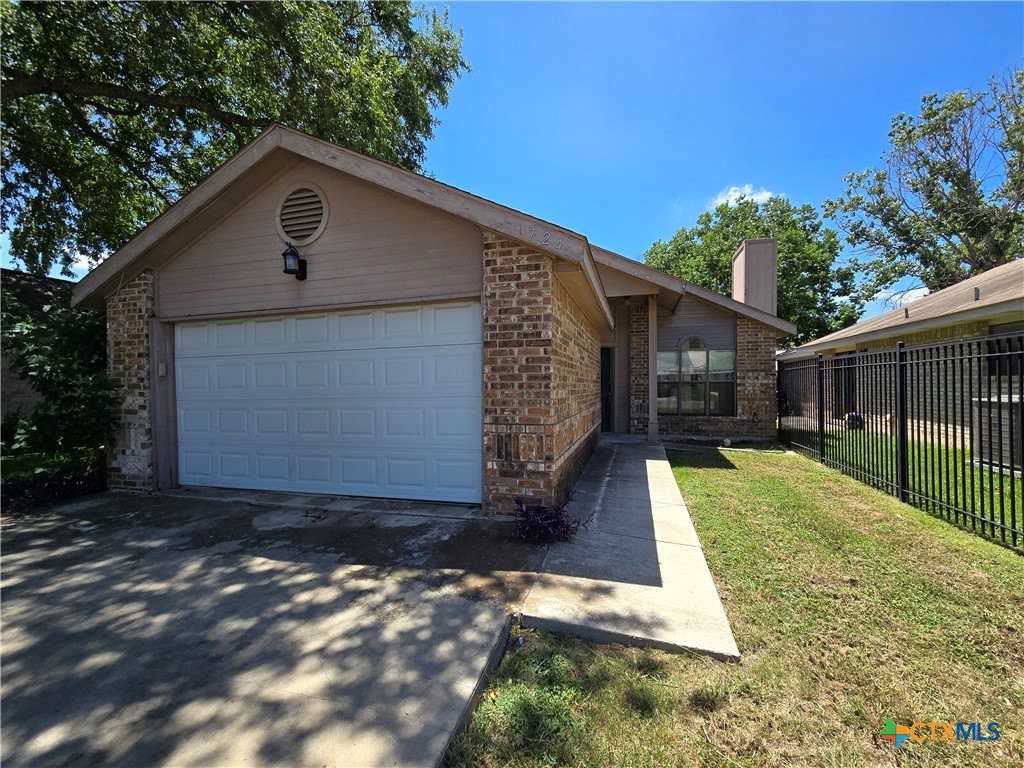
[420,0,1023,318]
[4,2,1021,321]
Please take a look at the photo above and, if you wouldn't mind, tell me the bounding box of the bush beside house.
[1,268,117,509]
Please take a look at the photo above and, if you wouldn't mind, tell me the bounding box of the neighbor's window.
[657,336,736,416]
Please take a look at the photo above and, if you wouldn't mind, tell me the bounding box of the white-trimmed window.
[657,336,736,416]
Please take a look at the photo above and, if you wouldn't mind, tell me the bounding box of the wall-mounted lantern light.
[751,411,759,422]
[281,244,307,281]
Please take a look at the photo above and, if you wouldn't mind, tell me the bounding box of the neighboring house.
[777,259,1023,473]
[778,259,1024,361]
[1,268,76,422]
[72,124,795,512]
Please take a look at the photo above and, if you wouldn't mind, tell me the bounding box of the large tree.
[645,196,862,346]
[824,71,1023,301]
[1,0,468,275]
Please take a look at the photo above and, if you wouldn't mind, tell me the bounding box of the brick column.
[106,270,155,489]
[629,300,649,435]
[647,294,659,441]
[481,232,601,512]
[736,316,777,437]
[482,233,555,510]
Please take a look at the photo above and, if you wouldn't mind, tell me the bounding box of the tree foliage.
[645,196,862,346]
[0,282,118,460]
[825,71,1023,300]
[1,0,468,275]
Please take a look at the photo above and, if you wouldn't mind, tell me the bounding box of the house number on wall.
[525,226,563,250]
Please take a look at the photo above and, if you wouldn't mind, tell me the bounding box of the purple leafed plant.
[513,496,588,544]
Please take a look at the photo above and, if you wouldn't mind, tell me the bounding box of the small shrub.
[1,283,118,459]
[513,497,589,544]
[1,467,106,512]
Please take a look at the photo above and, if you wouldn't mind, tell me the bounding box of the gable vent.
[277,186,326,244]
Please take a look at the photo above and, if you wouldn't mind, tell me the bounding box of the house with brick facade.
[71,124,795,513]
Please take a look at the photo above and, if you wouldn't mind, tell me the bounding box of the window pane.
[657,383,679,415]
[680,382,706,414]
[684,336,708,350]
[680,350,707,374]
[709,381,736,415]
[656,352,679,414]
[709,350,735,379]
[656,351,678,375]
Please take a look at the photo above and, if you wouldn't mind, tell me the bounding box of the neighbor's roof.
[779,258,1024,360]
[1,268,77,320]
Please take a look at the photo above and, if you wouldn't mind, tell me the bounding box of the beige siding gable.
[157,157,483,320]
[658,295,737,350]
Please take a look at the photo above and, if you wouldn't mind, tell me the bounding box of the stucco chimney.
[731,238,777,315]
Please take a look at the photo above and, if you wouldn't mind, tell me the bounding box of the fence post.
[817,354,825,464]
[896,341,909,503]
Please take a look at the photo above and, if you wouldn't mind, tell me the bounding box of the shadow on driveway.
[1,492,580,767]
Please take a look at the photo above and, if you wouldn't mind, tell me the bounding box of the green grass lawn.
[446,448,1023,767]
[788,427,1023,547]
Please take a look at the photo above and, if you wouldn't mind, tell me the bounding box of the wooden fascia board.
[590,245,796,336]
[73,121,607,331]
[72,128,284,309]
[580,242,614,330]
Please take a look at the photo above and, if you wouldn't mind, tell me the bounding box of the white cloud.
[709,184,775,209]
[874,286,930,308]
[62,248,98,278]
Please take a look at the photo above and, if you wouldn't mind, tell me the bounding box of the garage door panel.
[179,404,479,446]
[177,304,482,359]
[175,302,482,502]
[178,444,481,503]
[176,345,479,398]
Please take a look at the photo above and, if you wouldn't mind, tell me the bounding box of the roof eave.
[778,298,1024,360]
[589,245,797,337]
[72,124,615,329]
[72,127,285,309]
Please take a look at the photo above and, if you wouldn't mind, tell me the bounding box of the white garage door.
[175,302,482,503]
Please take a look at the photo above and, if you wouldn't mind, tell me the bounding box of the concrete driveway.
[1,491,544,767]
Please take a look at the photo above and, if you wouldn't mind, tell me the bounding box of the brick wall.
[733,316,777,437]
[629,301,649,434]
[551,274,601,502]
[482,232,599,511]
[106,270,155,489]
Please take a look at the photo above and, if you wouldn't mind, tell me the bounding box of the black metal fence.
[778,332,1023,549]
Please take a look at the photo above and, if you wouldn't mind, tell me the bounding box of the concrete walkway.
[520,435,740,661]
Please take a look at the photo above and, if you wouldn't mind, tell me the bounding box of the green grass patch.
[446,449,1024,767]
[787,426,1023,547]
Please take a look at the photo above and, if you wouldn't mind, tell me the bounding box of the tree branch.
[4,71,272,129]
[57,95,172,205]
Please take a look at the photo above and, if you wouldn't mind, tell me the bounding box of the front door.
[600,347,613,432]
